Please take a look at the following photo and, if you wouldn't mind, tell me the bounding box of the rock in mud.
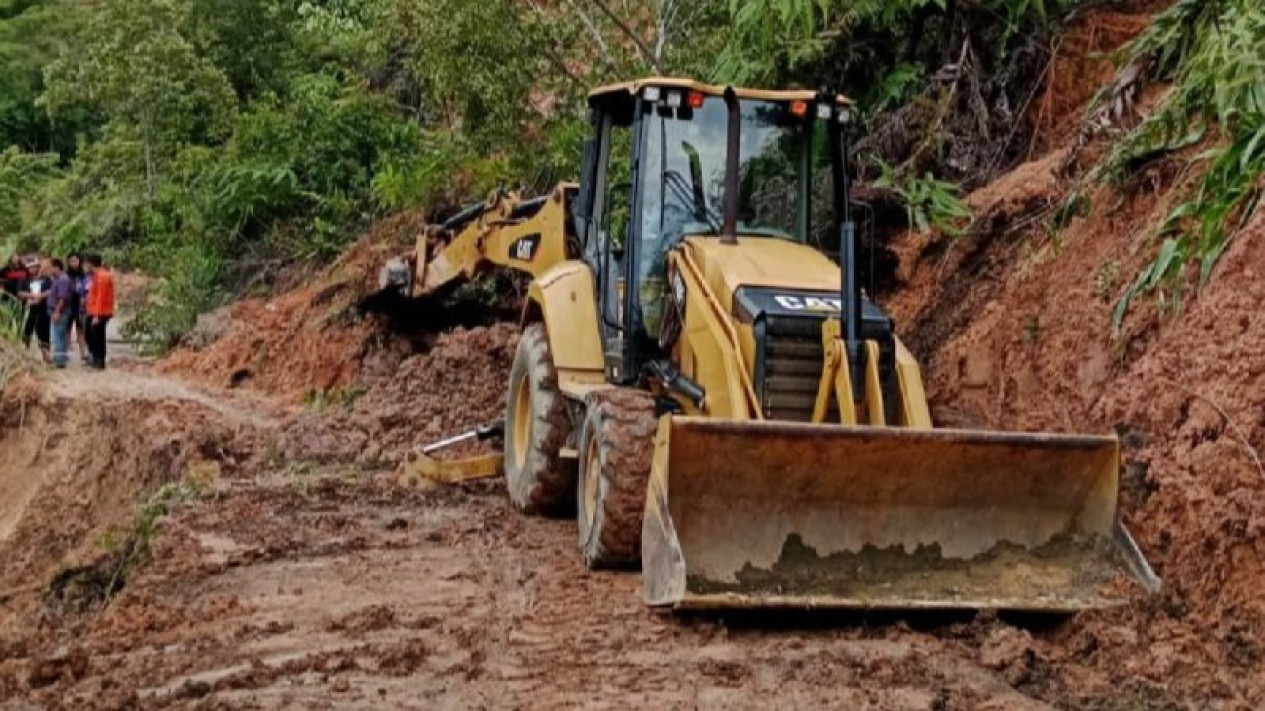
[27,645,89,689]
[979,627,1035,671]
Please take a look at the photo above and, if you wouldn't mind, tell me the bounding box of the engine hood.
[683,235,843,297]
[678,234,892,329]
[731,285,891,326]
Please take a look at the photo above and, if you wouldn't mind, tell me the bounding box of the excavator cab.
[577,81,838,385]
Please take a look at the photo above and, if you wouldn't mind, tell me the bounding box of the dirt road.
[0,363,1079,711]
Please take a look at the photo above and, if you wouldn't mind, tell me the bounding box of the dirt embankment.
[158,212,425,400]
[886,117,1265,711]
[0,368,284,641]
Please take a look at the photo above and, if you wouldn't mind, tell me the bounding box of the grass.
[302,386,364,412]
[0,300,40,392]
[48,475,209,615]
[1106,0,1265,331]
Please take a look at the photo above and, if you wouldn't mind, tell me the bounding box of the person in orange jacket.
[84,253,115,370]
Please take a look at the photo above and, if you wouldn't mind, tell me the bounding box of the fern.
[875,159,973,236]
[1110,0,1265,330]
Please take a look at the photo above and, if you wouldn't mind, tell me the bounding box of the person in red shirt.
[2,254,29,299]
[84,253,115,370]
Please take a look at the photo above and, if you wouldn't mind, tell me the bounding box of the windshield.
[638,98,817,285]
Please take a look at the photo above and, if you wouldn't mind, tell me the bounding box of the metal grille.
[757,315,899,423]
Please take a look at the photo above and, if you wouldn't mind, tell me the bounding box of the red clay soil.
[282,323,520,467]
[158,212,424,400]
[1025,3,1159,156]
[886,147,1265,707]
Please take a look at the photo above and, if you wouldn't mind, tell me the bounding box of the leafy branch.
[1109,0,1265,330]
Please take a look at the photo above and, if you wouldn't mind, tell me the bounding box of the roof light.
[687,91,705,109]
[816,103,833,120]
[643,86,662,102]
[790,100,809,118]
[838,107,852,125]
[666,90,683,108]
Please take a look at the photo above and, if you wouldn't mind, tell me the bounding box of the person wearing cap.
[18,259,51,361]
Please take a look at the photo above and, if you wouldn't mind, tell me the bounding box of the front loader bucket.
[642,417,1159,612]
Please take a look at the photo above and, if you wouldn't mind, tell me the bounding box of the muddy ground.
[2,363,1089,711]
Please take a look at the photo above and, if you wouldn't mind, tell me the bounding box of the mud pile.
[282,324,520,466]
[349,323,518,461]
[158,212,424,399]
[887,103,1265,711]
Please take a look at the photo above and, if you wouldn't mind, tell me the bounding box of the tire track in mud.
[4,443,1061,710]
[0,335,1076,709]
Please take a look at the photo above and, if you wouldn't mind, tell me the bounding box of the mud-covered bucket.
[641,416,1159,612]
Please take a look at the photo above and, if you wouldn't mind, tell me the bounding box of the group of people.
[1,253,116,370]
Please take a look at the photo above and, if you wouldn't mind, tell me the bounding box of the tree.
[0,0,94,155]
[184,0,299,100]
[41,0,236,198]
[0,146,59,241]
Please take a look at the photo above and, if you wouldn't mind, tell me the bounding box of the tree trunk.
[143,119,156,201]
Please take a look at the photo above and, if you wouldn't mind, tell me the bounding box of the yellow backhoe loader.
[383,78,1159,612]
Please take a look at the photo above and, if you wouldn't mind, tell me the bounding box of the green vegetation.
[49,476,205,613]
[303,385,364,412]
[98,478,205,594]
[716,0,1069,91]
[0,0,1252,342]
[0,291,24,343]
[875,160,973,236]
[1109,0,1264,328]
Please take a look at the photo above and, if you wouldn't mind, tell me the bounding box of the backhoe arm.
[382,184,578,299]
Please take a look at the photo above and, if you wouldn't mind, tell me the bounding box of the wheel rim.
[511,372,531,470]
[582,430,600,529]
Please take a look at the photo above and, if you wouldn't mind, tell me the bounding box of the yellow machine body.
[636,235,1158,611]
[381,76,1158,613]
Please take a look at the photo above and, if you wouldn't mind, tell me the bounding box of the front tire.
[504,323,575,516]
[577,389,658,569]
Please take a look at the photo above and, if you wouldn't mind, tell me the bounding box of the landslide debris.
[158,211,425,399]
[280,323,520,467]
[885,65,1265,711]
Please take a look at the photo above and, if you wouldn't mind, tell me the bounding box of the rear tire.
[577,389,658,569]
[504,323,575,516]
